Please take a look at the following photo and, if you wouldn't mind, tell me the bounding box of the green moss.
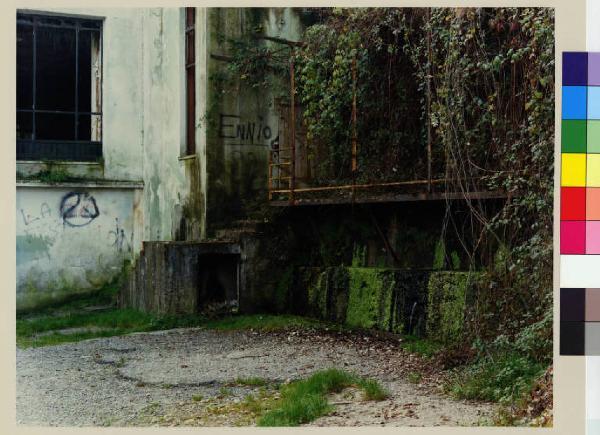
[17,263,128,314]
[16,160,107,184]
[327,266,349,323]
[426,272,479,344]
[18,161,80,184]
[306,268,326,318]
[433,239,445,270]
[273,266,294,312]
[345,268,394,331]
[450,251,461,270]
[351,244,366,267]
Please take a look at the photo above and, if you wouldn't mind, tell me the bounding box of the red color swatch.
[561,187,587,220]
[561,221,586,254]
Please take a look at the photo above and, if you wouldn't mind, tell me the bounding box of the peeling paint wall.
[15,8,148,309]
[141,8,189,242]
[15,7,307,308]
[204,8,304,233]
[16,187,140,309]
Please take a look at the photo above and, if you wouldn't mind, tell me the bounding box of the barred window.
[17,13,103,162]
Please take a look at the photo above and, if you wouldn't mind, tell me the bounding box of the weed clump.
[258,368,388,426]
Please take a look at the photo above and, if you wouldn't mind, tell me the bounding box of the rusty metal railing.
[266,33,442,205]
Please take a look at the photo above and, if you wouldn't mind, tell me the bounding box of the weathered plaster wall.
[204,8,304,233]
[141,8,189,242]
[16,185,141,310]
[15,8,209,306]
[15,9,148,308]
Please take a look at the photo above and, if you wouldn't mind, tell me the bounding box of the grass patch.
[218,387,233,398]
[235,376,268,387]
[400,335,443,358]
[17,279,121,317]
[257,368,388,426]
[241,392,278,415]
[17,310,330,348]
[359,378,388,401]
[193,388,281,426]
[446,353,546,404]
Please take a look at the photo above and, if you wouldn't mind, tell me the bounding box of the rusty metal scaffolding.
[265,32,505,207]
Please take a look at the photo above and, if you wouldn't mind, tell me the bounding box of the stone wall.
[290,266,481,342]
[120,241,240,314]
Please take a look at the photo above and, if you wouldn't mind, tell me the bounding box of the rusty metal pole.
[426,10,433,194]
[268,148,273,200]
[290,53,296,204]
[351,56,358,200]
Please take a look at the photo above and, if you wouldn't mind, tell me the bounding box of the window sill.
[178,154,197,161]
[16,179,144,189]
[17,160,102,165]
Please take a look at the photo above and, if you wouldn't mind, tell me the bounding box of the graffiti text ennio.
[219,114,274,146]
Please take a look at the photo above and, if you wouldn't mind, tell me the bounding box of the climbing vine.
[292,7,555,340]
[224,7,555,343]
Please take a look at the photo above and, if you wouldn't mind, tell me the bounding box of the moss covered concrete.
[426,271,480,344]
[346,268,394,331]
[292,266,481,342]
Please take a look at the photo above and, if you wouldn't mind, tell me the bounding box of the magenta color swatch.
[561,221,586,254]
[587,221,600,254]
[589,53,600,86]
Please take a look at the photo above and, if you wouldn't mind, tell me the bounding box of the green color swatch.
[588,120,600,153]
[562,120,587,153]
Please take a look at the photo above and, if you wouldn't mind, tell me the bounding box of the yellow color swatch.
[588,154,600,187]
[562,153,587,186]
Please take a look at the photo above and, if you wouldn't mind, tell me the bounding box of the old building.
[16,7,303,310]
[16,7,544,346]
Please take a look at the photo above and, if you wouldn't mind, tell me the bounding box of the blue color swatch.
[563,86,588,119]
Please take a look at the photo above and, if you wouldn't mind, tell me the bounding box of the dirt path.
[17,328,496,426]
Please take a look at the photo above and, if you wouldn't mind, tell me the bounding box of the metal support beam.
[289,53,296,204]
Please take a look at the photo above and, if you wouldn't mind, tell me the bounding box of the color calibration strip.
[561,52,600,255]
[560,288,600,355]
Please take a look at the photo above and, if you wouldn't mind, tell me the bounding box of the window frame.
[184,7,196,156]
[16,12,103,162]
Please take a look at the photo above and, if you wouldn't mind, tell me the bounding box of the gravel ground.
[17,327,496,427]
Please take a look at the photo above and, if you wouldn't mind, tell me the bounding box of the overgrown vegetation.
[257,368,388,426]
[447,352,546,404]
[400,335,443,358]
[18,7,555,427]
[225,8,554,419]
[16,299,329,348]
[292,6,554,344]
[225,6,554,349]
[448,308,551,401]
[17,162,85,184]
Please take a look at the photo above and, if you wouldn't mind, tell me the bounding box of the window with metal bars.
[17,13,103,162]
[185,7,196,155]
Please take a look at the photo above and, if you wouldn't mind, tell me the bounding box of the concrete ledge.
[17,180,144,189]
[142,240,241,255]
